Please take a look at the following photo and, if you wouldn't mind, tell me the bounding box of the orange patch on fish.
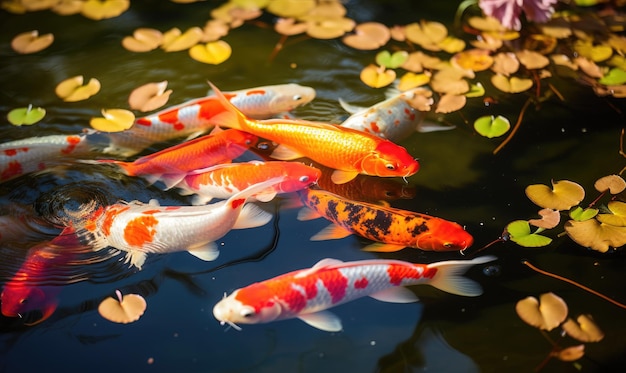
[2,161,23,180]
[102,206,130,236]
[124,215,158,247]
[246,90,266,96]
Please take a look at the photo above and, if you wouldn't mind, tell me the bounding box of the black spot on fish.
[326,199,340,221]
[411,221,430,235]
[361,209,393,238]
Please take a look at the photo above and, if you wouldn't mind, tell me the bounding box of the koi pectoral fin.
[331,170,358,184]
[270,145,304,161]
[297,310,342,332]
[362,242,406,253]
[310,224,353,241]
[24,301,58,326]
[296,207,321,221]
[187,242,219,261]
[232,204,272,229]
[369,287,419,303]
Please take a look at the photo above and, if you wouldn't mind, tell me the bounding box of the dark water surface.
[1,1,625,372]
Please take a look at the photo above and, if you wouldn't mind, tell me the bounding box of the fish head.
[213,288,282,329]
[269,84,316,112]
[277,163,322,193]
[360,141,419,178]
[1,284,58,324]
[416,221,474,252]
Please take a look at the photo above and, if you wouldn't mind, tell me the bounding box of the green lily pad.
[465,82,485,98]
[569,206,599,221]
[8,105,46,126]
[598,68,626,85]
[506,220,553,247]
[375,50,408,69]
[474,115,510,138]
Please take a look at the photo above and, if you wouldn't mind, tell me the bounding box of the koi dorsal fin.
[295,258,343,279]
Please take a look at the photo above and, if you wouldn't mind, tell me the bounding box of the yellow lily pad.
[11,30,54,54]
[98,290,146,324]
[342,22,390,50]
[491,74,533,93]
[266,0,315,18]
[305,16,355,39]
[122,28,163,52]
[596,201,626,227]
[491,52,519,76]
[564,219,626,252]
[189,40,232,64]
[397,72,431,91]
[52,0,84,15]
[360,64,395,88]
[515,50,550,70]
[451,49,493,72]
[275,17,308,36]
[161,27,203,52]
[55,75,101,102]
[525,180,585,211]
[90,108,135,132]
[81,0,129,20]
[561,315,604,343]
[471,33,503,51]
[405,20,448,51]
[515,292,568,331]
[435,94,466,114]
[202,19,230,42]
[128,81,172,112]
[574,40,613,62]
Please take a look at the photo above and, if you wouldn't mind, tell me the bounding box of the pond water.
[1,1,625,372]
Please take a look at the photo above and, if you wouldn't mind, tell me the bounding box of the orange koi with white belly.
[297,187,473,253]
[1,134,92,183]
[93,129,257,186]
[207,83,420,184]
[213,255,495,331]
[1,227,84,325]
[104,84,315,157]
[80,177,286,270]
[173,161,321,204]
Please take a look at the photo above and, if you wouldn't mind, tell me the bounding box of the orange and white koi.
[297,188,473,253]
[93,129,257,186]
[173,161,321,205]
[213,255,495,331]
[1,227,83,325]
[207,83,420,184]
[0,134,92,183]
[339,88,453,142]
[103,84,315,156]
[80,177,285,270]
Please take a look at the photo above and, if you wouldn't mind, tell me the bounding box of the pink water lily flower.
[479,0,559,30]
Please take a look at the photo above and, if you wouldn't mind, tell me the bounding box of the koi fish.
[173,161,321,205]
[92,129,257,186]
[80,177,286,270]
[1,134,92,183]
[1,227,83,325]
[213,255,496,331]
[297,188,473,252]
[339,88,454,142]
[103,84,315,157]
[207,82,420,184]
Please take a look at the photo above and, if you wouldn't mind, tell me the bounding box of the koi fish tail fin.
[426,256,496,297]
[227,176,287,209]
[207,81,249,131]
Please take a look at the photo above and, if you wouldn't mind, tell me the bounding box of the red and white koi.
[173,161,321,205]
[80,177,285,270]
[0,134,92,183]
[103,84,316,157]
[339,88,453,142]
[213,255,495,331]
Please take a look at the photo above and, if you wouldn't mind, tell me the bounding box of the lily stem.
[493,96,533,155]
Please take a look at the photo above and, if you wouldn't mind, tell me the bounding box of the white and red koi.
[213,255,495,331]
[103,84,315,157]
[0,134,92,183]
[80,177,286,270]
[92,128,257,186]
[173,161,321,204]
[339,88,453,142]
[1,227,84,325]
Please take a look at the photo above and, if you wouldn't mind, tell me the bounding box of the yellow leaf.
[574,40,613,62]
[405,21,447,51]
[597,201,626,227]
[360,64,395,88]
[81,0,129,20]
[491,52,519,76]
[162,27,203,52]
[564,219,626,252]
[266,0,315,18]
[516,50,550,70]
[525,179,585,210]
[515,293,568,331]
[128,81,172,112]
[451,49,493,72]
[439,36,465,53]
[562,315,604,343]
[491,74,533,93]
[90,108,135,132]
[397,72,431,91]
[122,28,163,52]
[594,174,626,194]
[189,40,232,64]
[11,30,54,54]
[55,75,101,102]
[435,94,466,113]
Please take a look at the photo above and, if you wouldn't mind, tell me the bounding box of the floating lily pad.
[128,81,172,112]
[90,108,135,132]
[506,220,553,247]
[465,82,485,98]
[405,20,448,51]
[564,219,626,252]
[525,180,585,211]
[375,50,408,69]
[562,315,604,343]
[438,36,465,53]
[343,22,390,50]
[451,49,493,71]
[11,30,54,54]
[491,74,533,93]
[397,72,431,91]
[55,75,101,102]
[515,292,568,331]
[435,94,466,114]
[528,208,561,229]
[189,40,232,64]
[474,115,510,138]
[8,105,46,126]
[491,52,519,76]
[569,206,599,221]
[553,345,585,362]
[594,174,626,194]
[596,201,626,227]
[81,0,129,20]
[122,28,163,52]
[266,0,315,18]
[515,50,550,69]
[574,40,613,62]
[274,17,308,36]
[161,27,203,52]
[98,290,146,324]
[599,68,626,85]
[360,64,395,88]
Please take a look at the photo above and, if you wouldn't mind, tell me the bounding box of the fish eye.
[299,175,309,182]
[385,164,396,170]
[293,95,302,101]
[19,298,27,304]
[443,243,453,248]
